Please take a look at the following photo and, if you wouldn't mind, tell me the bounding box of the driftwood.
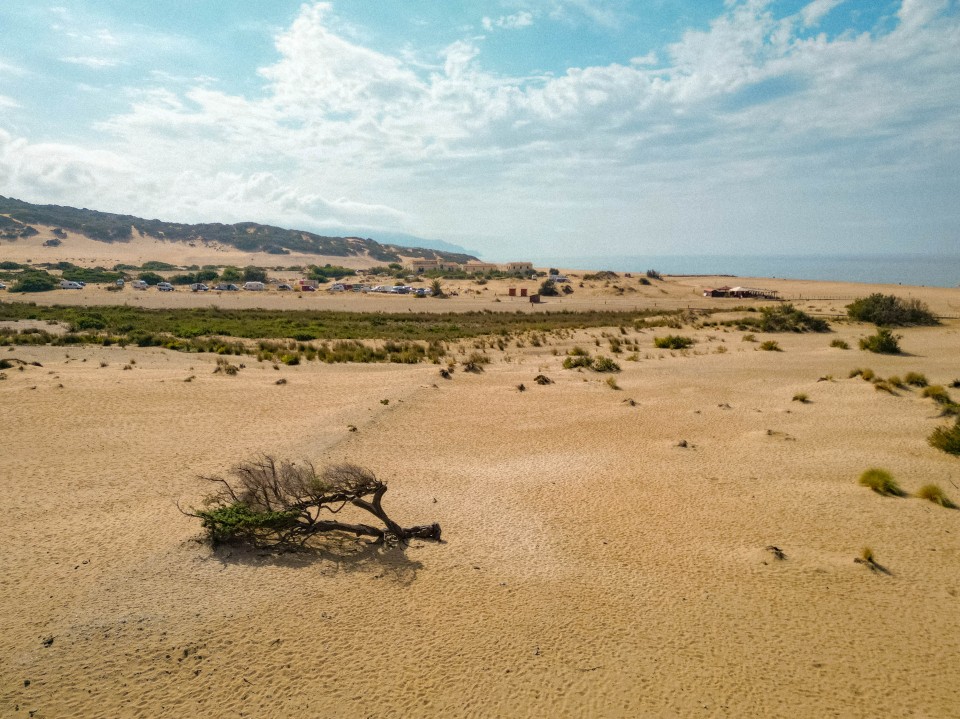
[183,457,440,548]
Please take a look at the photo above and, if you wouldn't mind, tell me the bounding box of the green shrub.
[859,328,901,354]
[887,375,904,388]
[904,372,928,387]
[754,304,830,333]
[137,271,164,285]
[194,502,298,546]
[858,468,905,496]
[654,335,694,349]
[830,338,850,349]
[141,260,178,271]
[849,368,865,378]
[568,346,589,356]
[929,419,960,456]
[860,368,875,381]
[915,484,956,508]
[605,376,620,390]
[758,340,781,352]
[563,355,592,369]
[9,270,58,293]
[742,333,756,342]
[847,294,938,326]
[591,356,621,372]
[539,279,559,296]
[792,393,809,403]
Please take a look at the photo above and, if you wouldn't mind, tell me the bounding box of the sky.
[0,0,958,261]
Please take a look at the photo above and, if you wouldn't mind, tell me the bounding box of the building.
[505,262,534,273]
[410,259,441,273]
[463,261,499,273]
[409,259,464,273]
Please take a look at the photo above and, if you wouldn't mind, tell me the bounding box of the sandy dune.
[2,284,960,716]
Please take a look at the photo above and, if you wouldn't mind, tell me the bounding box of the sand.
[2,242,960,717]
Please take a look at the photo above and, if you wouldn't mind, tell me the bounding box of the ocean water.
[539,254,960,288]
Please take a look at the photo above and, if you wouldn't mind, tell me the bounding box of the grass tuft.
[858,468,905,496]
[904,371,928,387]
[915,484,956,508]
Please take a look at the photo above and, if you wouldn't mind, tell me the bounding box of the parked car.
[157,282,175,292]
[115,278,125,287]
[60,280,83,289]
[189,283,209,292]
[0,282,7,290]
[132,279,148,290]
[276,283,293,291]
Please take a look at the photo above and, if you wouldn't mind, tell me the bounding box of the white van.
[132,280,148,290]
[243,281,265,291]
[60,280,83,289]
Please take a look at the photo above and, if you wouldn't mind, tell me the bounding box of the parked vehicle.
[276,283,293,291]
[157,282,175,291]
[243,281,265,291]
[0,282,7,290]
[132,280,148,290]
[59,280,83,289]
[189,283,209,292]
[213,283,240,291]
[115,278,125,287]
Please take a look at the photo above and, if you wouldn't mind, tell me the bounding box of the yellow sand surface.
[2,256,960,716]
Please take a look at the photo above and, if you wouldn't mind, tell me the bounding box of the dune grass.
[858,468,905,496]
[915,484,956,508]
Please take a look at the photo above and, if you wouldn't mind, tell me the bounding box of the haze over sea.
[538,254,960,289]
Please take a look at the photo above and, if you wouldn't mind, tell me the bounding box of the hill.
[0,196,477,264]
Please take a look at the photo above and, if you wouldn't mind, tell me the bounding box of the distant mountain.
[359,231,480,259]
[0,196,478,264]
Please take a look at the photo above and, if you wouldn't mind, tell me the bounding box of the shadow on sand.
[199,536,432,585]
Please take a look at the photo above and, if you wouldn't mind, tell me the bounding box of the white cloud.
[2,0,959,254]
[482,12,535,31]
[800,0,845,27]
[61,56,120,69]
[0,95,21,109]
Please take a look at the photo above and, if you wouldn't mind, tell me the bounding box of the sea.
[536,254,960,289]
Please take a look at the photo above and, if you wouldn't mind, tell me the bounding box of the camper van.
[243,281,265,291]
[132,280,148,290]
[59,280,83,289]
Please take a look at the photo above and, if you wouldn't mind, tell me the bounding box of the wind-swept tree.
[184,457,441,548]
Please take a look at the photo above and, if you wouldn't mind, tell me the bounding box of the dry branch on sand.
[184,457,441,548]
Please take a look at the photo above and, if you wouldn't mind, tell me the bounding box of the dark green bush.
[590,356,621,372]
[9,270,58,292]
[847,294,938,326]
[539,279,559,296]
[859,328,901,354]
[137,271,164,285]
[654,335,694,349]
[754,304,830,333]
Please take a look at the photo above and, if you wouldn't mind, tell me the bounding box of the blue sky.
[1,1,958,260]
